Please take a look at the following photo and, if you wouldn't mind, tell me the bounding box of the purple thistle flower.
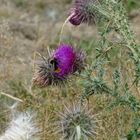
[33,44,86,87]
[69,0,97,26]
[53,44,76,78]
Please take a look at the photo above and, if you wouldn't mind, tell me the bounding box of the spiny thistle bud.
[0,112,39,140]
[56,104,99,140]
[33,44,86,87]
[69,0,97,26]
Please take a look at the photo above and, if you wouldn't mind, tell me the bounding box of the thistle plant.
[29,0,140,139]
[69,0,140,139]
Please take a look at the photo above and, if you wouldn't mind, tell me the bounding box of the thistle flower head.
[0,111,39,140]
[69,0,97,26]
[33,44,86,87]
[56,104,98,140]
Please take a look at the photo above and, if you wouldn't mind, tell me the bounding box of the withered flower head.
[56,104,99,139]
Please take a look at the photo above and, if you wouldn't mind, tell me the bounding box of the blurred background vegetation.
[0,0,140,139]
